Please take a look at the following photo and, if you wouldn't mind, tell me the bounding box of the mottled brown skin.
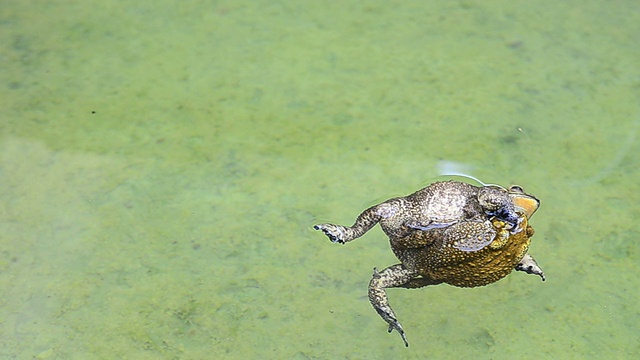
[396,216,534,288]
[316,181,520,243]
[314,181,544,347]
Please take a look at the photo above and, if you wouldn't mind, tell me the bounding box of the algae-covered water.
[1,1,639,359]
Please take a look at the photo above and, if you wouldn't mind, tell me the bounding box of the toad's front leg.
[515,253,546,281]
[314,198,406,243]
[368,264,417,347]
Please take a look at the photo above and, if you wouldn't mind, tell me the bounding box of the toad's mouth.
[511,194,540,219]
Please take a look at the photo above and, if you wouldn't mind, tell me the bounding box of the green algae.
[1,0,639,358]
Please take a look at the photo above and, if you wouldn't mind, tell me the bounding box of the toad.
[314,180,544,347]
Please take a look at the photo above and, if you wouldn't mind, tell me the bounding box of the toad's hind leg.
[314,199,405,244]
[368,264,416,347]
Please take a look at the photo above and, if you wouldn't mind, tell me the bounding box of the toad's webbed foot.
[369,264,416,347]
[313,223,349,243]
[515,253,545,281]
[315,198,410,244]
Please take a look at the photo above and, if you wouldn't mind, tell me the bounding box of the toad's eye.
[509,185,524,193]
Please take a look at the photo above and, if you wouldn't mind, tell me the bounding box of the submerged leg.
[314,199,405,243]
[368,264,416,347]
[401,276,443,289]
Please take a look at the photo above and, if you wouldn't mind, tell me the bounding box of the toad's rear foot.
[376,307,408,347]
[313,224,348,243]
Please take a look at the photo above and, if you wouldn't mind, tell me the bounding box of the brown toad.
[314,180,544,347]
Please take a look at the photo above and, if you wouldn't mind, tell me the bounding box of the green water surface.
[1,1,639,359]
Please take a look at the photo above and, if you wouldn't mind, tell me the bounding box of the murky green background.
[1,1,639,359]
